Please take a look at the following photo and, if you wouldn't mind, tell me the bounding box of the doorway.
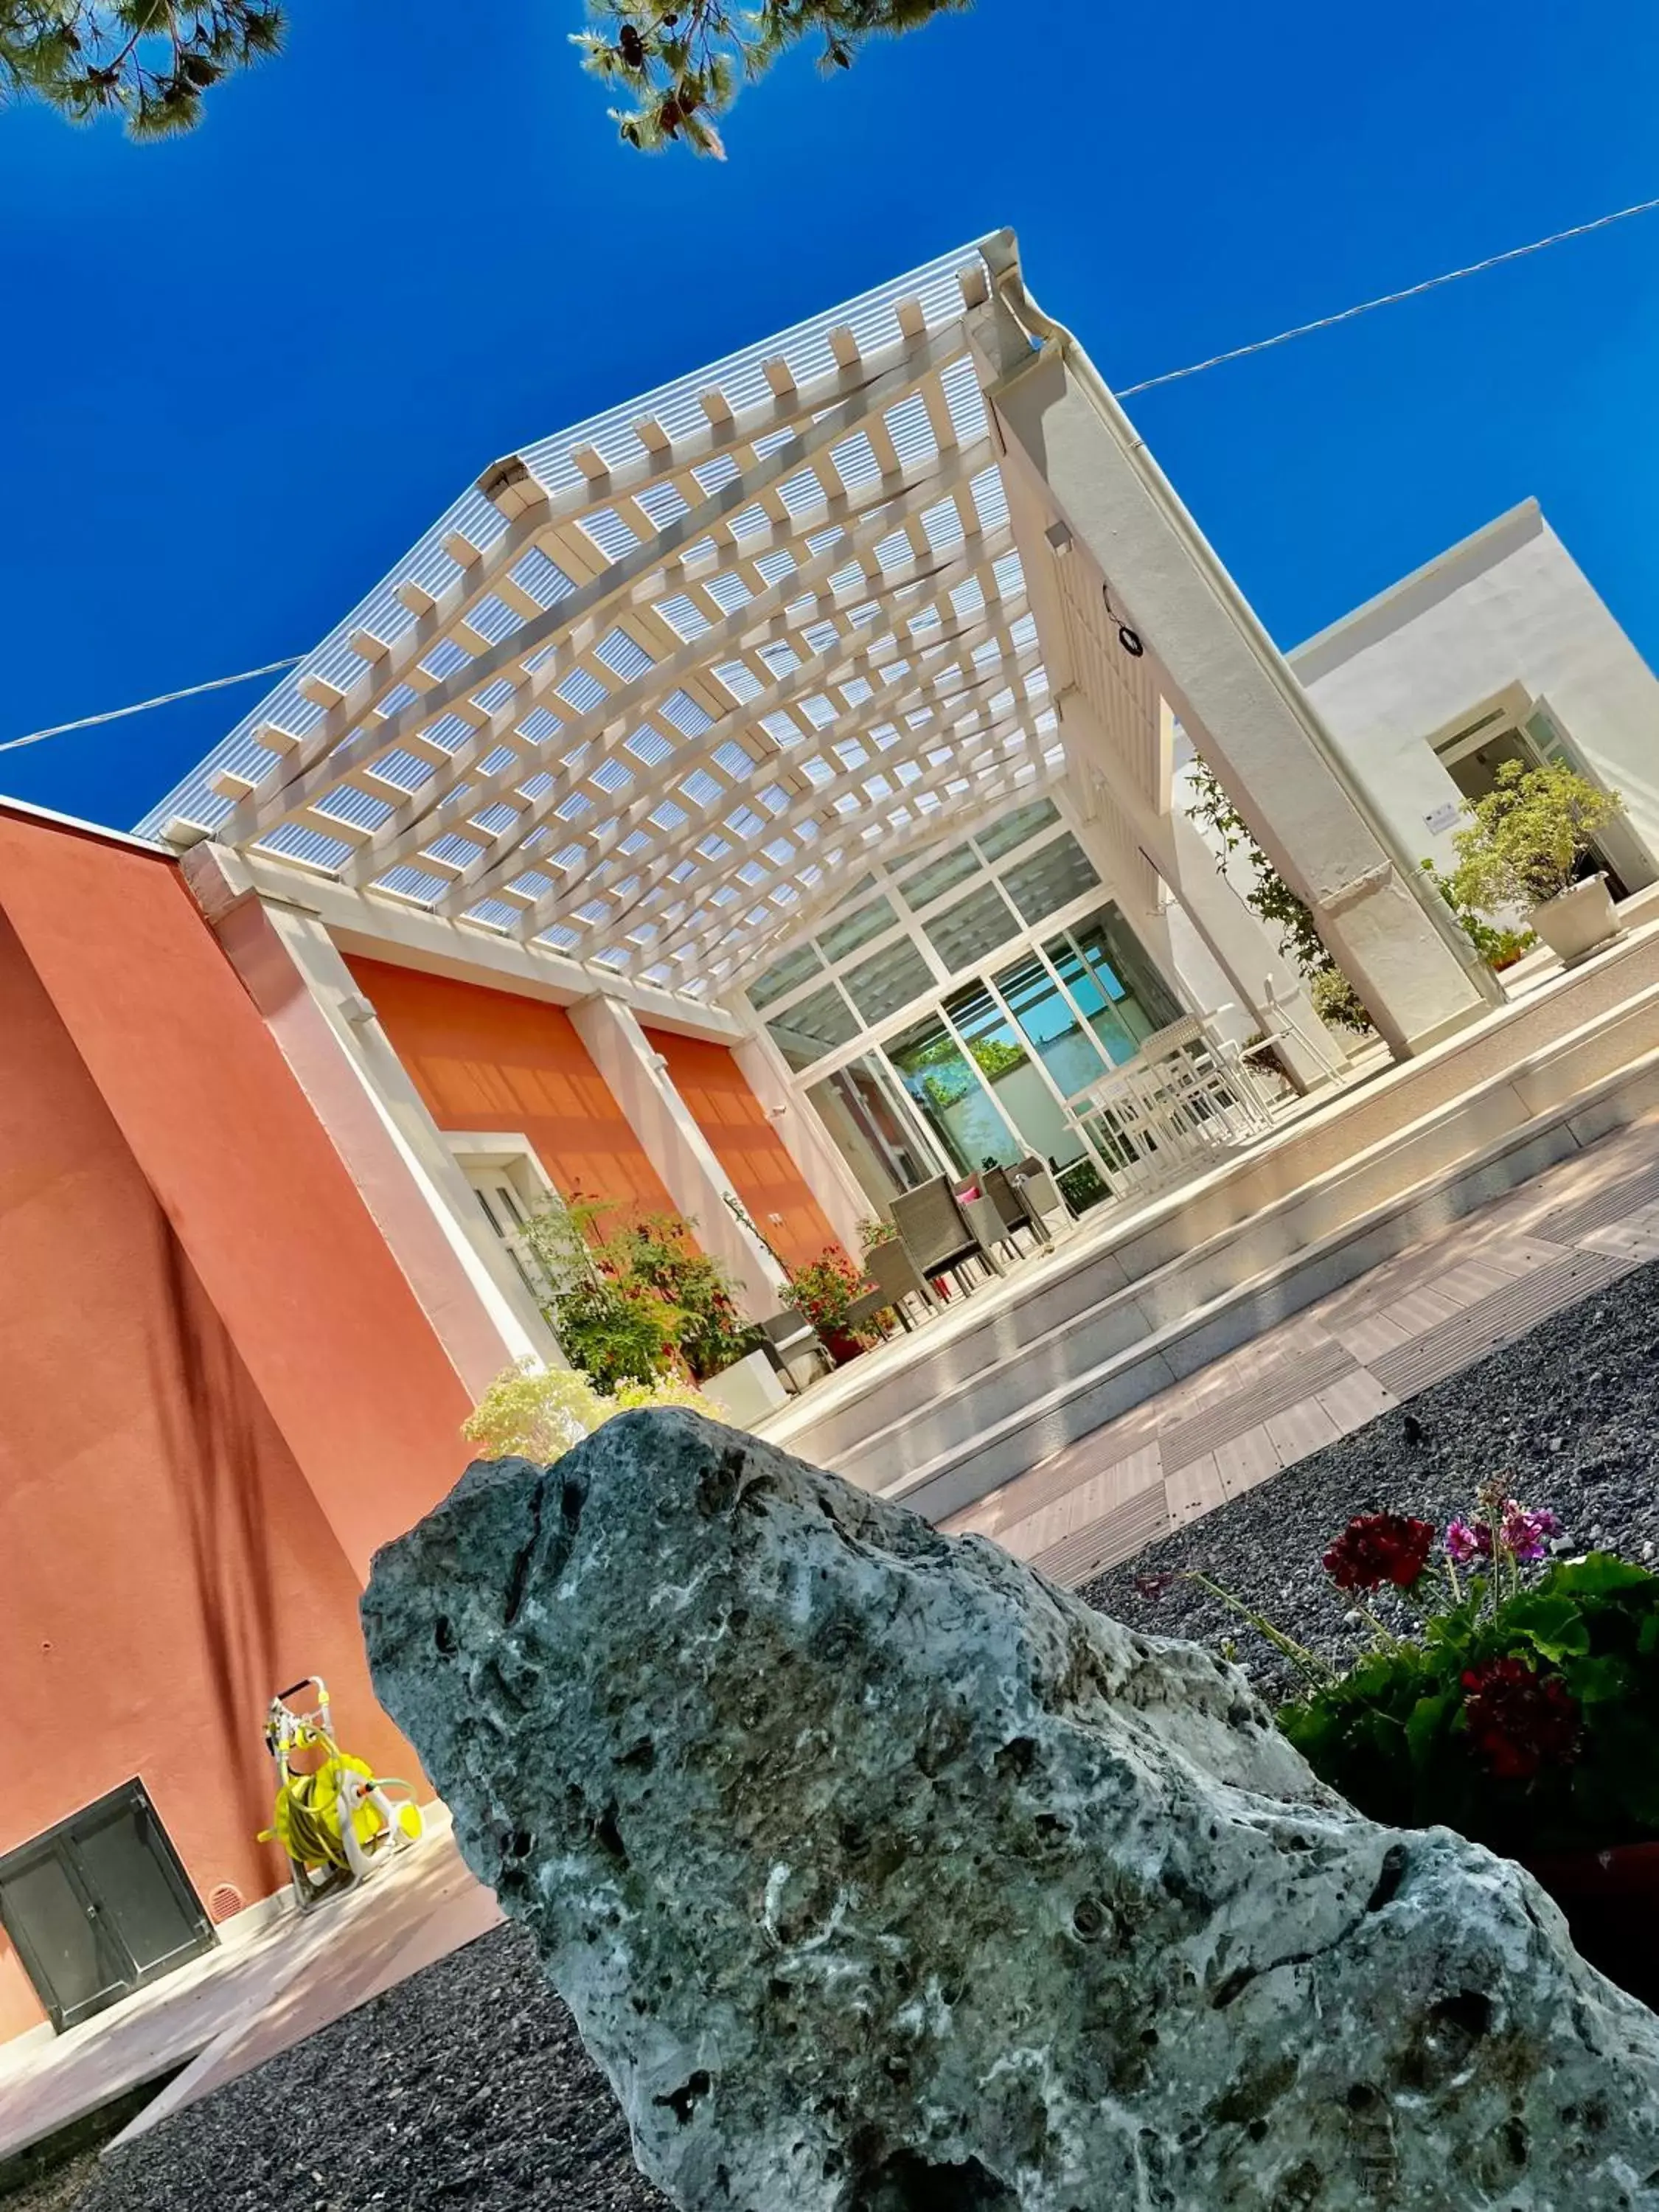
[0,1782,215,2031]
[1434,694,1657,901]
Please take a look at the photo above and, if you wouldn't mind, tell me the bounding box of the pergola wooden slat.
[147,243,1167,1004]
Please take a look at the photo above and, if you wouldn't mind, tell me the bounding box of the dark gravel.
[65,1262,1659,2211]
[1083,1257,1659,1702]
[78,1921,669,2212]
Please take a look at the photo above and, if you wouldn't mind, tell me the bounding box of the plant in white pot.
[1446,759,1627,969]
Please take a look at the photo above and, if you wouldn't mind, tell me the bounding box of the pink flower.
[1444,1518,1490,1567]
[1500,1502,1560,1564]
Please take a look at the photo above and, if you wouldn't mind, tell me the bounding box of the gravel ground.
[78,1921,669,2212]
[1083,1257,1659,1701]
[58,1260,1659,2211]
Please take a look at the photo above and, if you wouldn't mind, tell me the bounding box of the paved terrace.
[943,1105,1659,1584]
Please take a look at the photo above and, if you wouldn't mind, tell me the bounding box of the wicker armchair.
[844,1234,943,1336]
[890,1175,1003,1294]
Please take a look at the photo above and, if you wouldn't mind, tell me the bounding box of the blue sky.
[3,0,1658,830]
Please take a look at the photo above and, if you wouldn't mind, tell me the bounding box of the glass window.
[765,981,862,1071]
[975,796,1060,864]
[1044,906,1181,1066]
[924,880,1020,973]
[843,936,935,1025]
[992,950,1107,1100]
[807,1055,941,1203]
[943,980,1079,1169]
[816,894,900,964]
[886,1013,1020,1177]
[999,832,1101,925]
[748,942,823,1012]
[895,842,981,911]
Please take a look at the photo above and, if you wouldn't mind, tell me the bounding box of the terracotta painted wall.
[0,910,426,2039]
[0,813,473,1584]
[346,957,675,1218]
[642,1028,845,1272]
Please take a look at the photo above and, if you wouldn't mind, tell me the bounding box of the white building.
[1291,500,1659,902]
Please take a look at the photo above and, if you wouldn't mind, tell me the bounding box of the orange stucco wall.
[641,1028,845,1272]
[0,810,475,2040]
[0,911,426,2038]
[344,957,676,1217]
[0,815,472,1582]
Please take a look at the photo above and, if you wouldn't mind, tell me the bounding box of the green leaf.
[1405,1691,1458,1770]
[1550,1553,1655,1599]
[1500,1591,1590,1663]
[1638,1613,1659,1658]
[1562,1655,1632,1705]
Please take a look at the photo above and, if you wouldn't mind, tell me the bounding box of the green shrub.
[518,1195,757,1385]
[463,1360,726,1461]
[1447,759,1624,913]
[1307,967,1373,1036]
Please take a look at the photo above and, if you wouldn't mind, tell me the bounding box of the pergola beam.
[656,712,1060,972]
[491,624,1044,934]
[370,510,1015,903]
[226,322,975,846]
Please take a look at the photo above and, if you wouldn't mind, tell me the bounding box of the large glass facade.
[863,906,1177,1203]
[745,797,1188,1214]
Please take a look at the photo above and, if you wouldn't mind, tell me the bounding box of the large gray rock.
[364,1410,1659,2211]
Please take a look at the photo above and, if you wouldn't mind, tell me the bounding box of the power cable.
[0,656,302,754]
[1118,192,1659,396]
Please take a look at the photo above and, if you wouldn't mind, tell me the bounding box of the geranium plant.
[1205,1482,1659,1857]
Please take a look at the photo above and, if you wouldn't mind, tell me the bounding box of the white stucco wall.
[1288,501,1659,881]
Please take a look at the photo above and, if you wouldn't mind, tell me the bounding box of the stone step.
[768,965,1659,1523]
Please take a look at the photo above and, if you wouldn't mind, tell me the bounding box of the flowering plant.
[782,1248,875,1336]
[1191,1481,1659,1857]
[462,1358,727,1460]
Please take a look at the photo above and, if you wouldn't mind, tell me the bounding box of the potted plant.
[1445,759,1627,968]
[782,1248,877,1367]
[1188,1484,1659,2006]
[521,1197,760,1389]
[1419,858,1535,973]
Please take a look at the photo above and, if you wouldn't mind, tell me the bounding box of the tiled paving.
[0,1812,498,2163]
[944,1112,1659,1588]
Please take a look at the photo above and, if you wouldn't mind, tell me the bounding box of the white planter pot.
[700,1346,787,1429]
[1528,874,1621,969]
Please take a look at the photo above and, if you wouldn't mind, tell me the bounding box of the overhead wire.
[1117,192,1659,395]
[6,191,1659,755]
[0,657,303,754]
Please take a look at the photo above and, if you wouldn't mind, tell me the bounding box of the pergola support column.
[568,995,789,1316]
[730,1024,872,1258]
[970,266,1500,1061]
[181,842,554,1395]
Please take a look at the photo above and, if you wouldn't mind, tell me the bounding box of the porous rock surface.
[364,1410,1659,2211]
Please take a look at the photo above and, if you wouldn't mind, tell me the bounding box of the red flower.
[1321,1512,1436,1592]
[1461,1658,1581,1781]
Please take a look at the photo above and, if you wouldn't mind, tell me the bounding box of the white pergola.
[148,229,1495,1058]
[147,246,1083,1012]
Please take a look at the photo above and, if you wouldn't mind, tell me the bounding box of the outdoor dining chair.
[890,1175,1004,1296]
[843,1234,942,1338]
[1011,1155,1068,1229]
[981,1163,1049,1252]
[757,1307,830,1393]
